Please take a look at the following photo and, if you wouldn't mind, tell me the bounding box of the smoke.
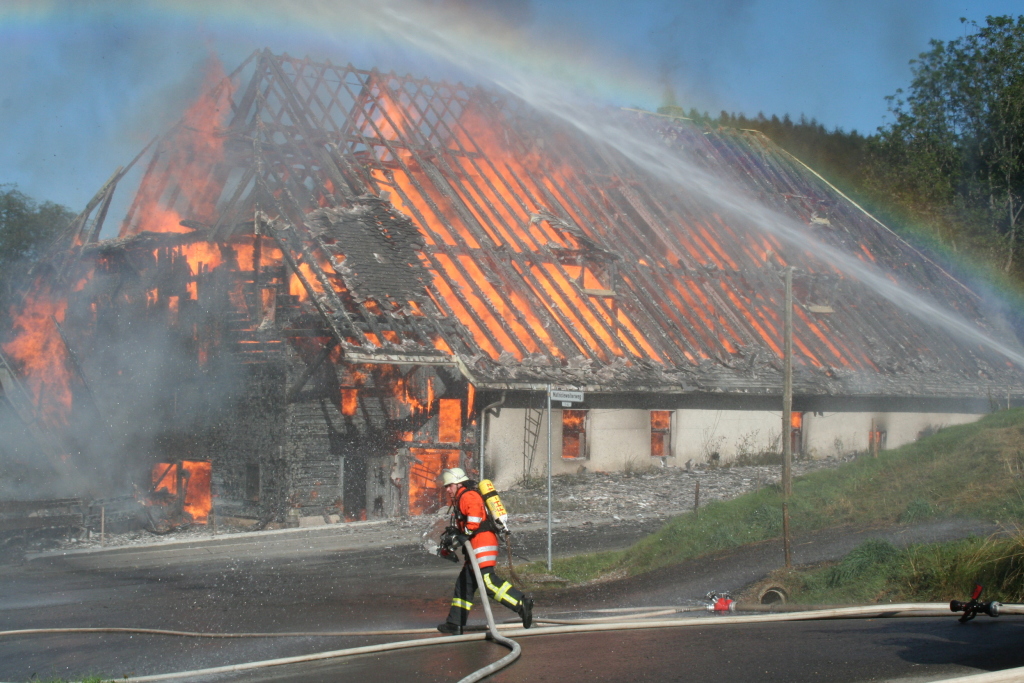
[649,0,758,112]
[0,287,245,501]
[0,403,72,499]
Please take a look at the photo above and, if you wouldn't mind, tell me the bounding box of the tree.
[872,16,1024,271]
[0,185,76,310]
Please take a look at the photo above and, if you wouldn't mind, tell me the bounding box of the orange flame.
[128,58,236,236]
[2,288,71,427]
[341,388,358,416]
[151,461,212,523]
[438,398,462,443]
[562,409,587,458]
[408,448,460,515]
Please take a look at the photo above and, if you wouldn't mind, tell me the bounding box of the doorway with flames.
[147,460,213,529]
[211,360,480,523]
[364,378,479,520]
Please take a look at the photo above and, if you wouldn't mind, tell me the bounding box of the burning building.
[2,49,1023,525]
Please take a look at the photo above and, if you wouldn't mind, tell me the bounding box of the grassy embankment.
[758,534,1024,605]
[522,408,1024,586]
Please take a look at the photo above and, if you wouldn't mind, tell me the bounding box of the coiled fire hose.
[4,602,1024,682]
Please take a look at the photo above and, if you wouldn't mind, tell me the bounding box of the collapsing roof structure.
[3,49,1024,518]
[50,49,1016,400]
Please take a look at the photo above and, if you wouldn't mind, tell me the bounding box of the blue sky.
[1,0,1021,213]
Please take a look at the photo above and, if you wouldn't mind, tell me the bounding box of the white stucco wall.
[485,408,672,489]
[483,406,985,490]
[801,411,979,458]
[672,410,782,464]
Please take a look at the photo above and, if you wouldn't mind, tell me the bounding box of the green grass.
[767,533,1024,605]
[520,408,1024,586]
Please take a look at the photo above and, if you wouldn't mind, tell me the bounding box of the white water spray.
[369,1,1024,371]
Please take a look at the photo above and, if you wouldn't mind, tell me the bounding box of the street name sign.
[549,389,583,403]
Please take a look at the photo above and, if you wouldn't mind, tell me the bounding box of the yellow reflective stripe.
[474,545,499,553]
[451,598,473,610]
[481,574,512,603]
[494,581,514,604]
[466,516,484,523]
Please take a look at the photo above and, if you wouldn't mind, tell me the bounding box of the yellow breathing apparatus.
[478,479,508,531]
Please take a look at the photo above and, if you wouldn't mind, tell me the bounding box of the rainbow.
[0,1,663,103]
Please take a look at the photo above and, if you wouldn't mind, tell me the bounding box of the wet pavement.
[0,518,659,681]
[0,516,1017,682]
[195,618,1024,683]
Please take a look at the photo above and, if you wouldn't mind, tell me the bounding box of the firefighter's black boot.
[518,595,534,629]
[437,621,463,635]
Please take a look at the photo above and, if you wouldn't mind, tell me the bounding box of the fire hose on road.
[4,598,1024,681]
[451,537,521,683]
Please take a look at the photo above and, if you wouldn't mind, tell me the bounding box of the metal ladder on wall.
[522,406,544,483]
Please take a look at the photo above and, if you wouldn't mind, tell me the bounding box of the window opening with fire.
[791,411,804,455]
[438,398,462,443]
[651,410,672,457]
[562,409,588,459]
[869,422,887,456]
[341,388,358,417]
[150,461,212,524]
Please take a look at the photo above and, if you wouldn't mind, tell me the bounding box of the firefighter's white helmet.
[442,468,469,486]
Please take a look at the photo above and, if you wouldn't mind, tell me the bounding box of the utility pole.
[546,385,553,572]
[782,267,793,569]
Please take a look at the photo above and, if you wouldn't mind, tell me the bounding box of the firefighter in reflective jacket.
[437,467,533,635]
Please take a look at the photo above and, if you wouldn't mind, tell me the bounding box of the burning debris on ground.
[2,49,1022,529]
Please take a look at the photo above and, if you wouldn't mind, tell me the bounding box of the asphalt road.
[205,618,1024,683]
[0,518,1017,682]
